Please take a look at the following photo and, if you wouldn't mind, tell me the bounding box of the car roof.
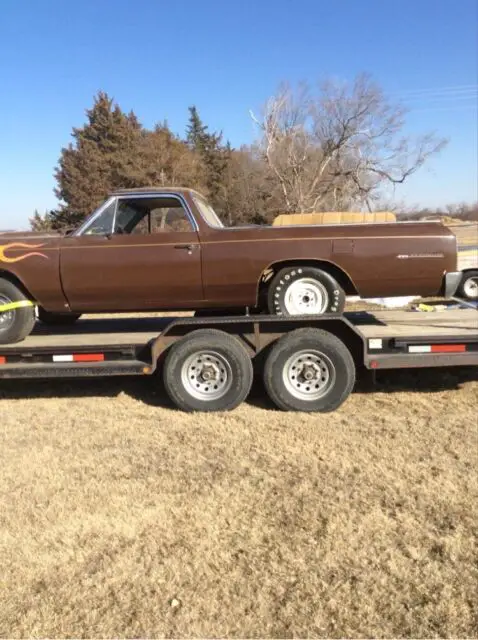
[110,186,206,199]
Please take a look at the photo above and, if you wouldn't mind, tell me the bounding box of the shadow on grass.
[0,366,477,411]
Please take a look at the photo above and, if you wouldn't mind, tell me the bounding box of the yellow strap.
[0,300,34,313]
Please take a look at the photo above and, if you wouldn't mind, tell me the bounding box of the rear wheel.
[0,279,35,344]
[457,270,478,300]
[267,266,345,316]
[162,329,253,412]
[263,328,356,412]
[37,307,81,325]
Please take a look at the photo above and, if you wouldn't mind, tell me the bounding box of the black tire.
[263,328,356,412]
[162,329,253,412]
[0,278,36,344]
[457,270,478,300]
[267,266,345,316]
[37,307,81,325]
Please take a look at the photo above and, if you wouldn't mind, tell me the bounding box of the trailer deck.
[0,309,476,411]
[0,309,476,351]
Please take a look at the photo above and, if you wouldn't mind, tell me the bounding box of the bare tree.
[250,73,447,212]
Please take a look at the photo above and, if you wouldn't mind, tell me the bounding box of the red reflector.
[370,360,379,369]
[431,344,466,353]
[0,356,5,365]
[73,353,105,362]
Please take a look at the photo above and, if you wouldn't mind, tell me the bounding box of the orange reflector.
[431,344,466,353]
[73,353,105,362]
[0,356,5,365]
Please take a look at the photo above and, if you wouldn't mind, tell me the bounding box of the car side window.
[115,201,145,234]
[151,205,193,233]
[113,197,193,235]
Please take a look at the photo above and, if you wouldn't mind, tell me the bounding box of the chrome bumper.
[444,271,462,298]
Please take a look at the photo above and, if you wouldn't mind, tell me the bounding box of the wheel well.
[0,270,35,300]
[258,260,358,300]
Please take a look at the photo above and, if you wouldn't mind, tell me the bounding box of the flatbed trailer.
[0,309,477,412]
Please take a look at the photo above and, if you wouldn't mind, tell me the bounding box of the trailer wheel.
[0,278,35,344]
[162,329,253,412]
[267,266,345,316]
[263,328,355,412]
[37,307,82,325]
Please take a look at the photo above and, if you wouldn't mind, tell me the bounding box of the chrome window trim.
[75,192,199,236]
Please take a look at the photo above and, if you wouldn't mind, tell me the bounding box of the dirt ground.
[1,363,477,638]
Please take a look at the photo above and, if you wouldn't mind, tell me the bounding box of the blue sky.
[0,0,476,229]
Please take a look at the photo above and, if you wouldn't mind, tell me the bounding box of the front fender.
[0,242,67,311]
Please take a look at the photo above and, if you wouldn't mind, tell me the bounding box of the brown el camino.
[0,187,466,343]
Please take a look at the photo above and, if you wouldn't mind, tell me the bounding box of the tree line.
[32,73,471,231]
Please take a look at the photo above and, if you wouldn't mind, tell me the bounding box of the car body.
[0,187,461,323]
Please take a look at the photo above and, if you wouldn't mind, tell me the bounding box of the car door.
[59,195,203,311]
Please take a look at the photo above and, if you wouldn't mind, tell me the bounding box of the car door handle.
[174,244,196,251]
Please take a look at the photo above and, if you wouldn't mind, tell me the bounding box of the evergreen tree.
[29,209,54,232]
[186,106,228,213]
[53,91,143,227]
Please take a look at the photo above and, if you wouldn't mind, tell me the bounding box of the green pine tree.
[186,106,228,212]
[53,91,143,227]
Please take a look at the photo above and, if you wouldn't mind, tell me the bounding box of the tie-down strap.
[0,300,34,313]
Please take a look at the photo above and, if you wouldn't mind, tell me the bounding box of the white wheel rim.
[283,278,328,315]
[181,350,233,401]
[463,276,478,299]
[282,349,336,401]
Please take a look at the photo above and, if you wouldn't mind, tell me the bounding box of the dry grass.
[1,365,477,638]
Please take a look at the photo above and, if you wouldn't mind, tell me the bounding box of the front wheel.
[162,329,253,412]
[267,266,345,316]
[263,328,356,412]
[0,279,36,344]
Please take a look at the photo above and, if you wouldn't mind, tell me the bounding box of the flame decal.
[0,243,48,263]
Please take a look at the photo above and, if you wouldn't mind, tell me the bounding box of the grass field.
[1,363,477,638]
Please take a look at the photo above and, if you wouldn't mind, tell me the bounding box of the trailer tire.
[162,329,253,412]
[263,328,355,412]
[38,307,82,325]
[267,266,345,316]
[0,278,36,344]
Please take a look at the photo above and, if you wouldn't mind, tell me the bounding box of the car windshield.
[192,195,224,228]
[77,199,116,235]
